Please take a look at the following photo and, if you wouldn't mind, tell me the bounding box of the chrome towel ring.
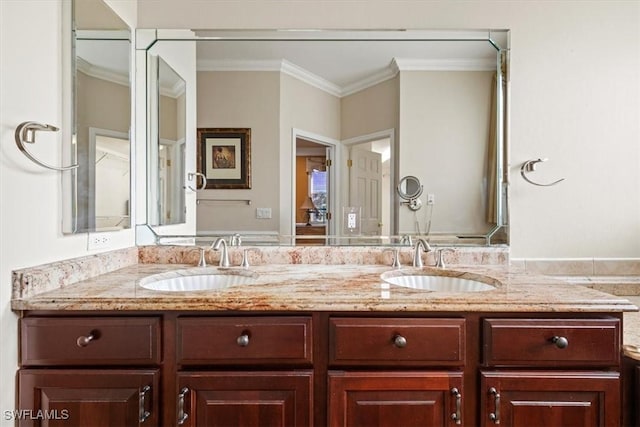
[520,158,565,187]
[14,121,78,171]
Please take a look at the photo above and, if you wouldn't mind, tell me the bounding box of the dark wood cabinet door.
[328,371,464,427]
[480,371,620,427]
[178,371,313,427]
[18,369,159,427]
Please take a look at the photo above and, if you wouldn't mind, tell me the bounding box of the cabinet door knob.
[237,333,250,347]
[393,335,407,348]
[76,329,100,347]
[551,336,569,349]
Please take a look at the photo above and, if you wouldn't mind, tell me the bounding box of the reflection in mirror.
[64,0,131,233]
[397,176,423,200]
[148,57,186,226]
[141,30,508,246]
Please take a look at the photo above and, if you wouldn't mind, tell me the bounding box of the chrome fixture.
[186,172,206,192]
[212,237,230,267]
[197,237,231,267]
[399,234,413,246]
[435,248,455,269]
[397,175,424,211]
[14,121,78,171]
[240,248,257,269]
[230,233,242,247]
[520,158,565,187]
[197,247,208,267]
[383,248,401,268]
[412,238,432,268]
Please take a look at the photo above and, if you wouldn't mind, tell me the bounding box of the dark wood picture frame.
[197,128,251,189]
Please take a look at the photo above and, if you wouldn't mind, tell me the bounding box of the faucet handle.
[197,247,207,267]
[230,233,242,247]
[383,248,401,268]
[241,248,258,269]
[435,248,455,269]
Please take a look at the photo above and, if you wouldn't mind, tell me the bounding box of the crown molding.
[76,57,129,87]
[197,56,495,99]
[160,79,186,99]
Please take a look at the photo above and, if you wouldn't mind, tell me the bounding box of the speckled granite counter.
[11,262,636,313]
[11,245,639,365]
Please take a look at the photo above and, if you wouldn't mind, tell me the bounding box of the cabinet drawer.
[483,318,620,367]
[177,316,313,365]
[329,317,465,366]
[20,317,161,366]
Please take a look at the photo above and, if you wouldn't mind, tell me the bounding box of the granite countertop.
[11,263,637,313]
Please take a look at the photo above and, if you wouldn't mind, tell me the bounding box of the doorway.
[343,130,394,238]
[293,130,336,245]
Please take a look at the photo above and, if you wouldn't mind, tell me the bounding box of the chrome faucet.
[412,238,432,268]
[212,237,230,267]
[435,248,454,269]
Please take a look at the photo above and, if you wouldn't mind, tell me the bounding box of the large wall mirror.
[140,30,508,246]
[63,0,131,233]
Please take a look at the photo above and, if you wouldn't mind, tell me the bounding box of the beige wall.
[279,73,341,235]
[159,94,177,140]
[341,77,399,141]
[196,71,281,232]
[137,0,640,258]
[0,2,136,422]
[398,70,494,235]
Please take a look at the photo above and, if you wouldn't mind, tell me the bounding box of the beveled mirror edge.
[135,28,510,248]
[62,0,134,235]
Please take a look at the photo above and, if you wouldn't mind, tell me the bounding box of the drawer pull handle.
[393,335,407,348]
[139,385,151,423]
[177,387,189,425]
[551,336,569,349]
[76,330,100,347]
[237,333,250,347]
[450,387,462,424]
[489,387,500,424]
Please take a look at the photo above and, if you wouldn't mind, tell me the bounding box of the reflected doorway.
[294,134,335,245]
[346,136,392,238]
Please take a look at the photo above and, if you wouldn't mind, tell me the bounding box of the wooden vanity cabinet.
[480,318,622,427]
[17,316,161,427]
[174,316,314,427]
[328,317,466,427]
[17,312,624,427]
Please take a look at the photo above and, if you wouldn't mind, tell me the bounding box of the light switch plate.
[256,208,272,219]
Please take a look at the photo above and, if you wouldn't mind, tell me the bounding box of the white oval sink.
[140,270,257,292]
[381,272,496,292]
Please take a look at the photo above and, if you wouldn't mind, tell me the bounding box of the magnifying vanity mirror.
[138,29,509,246]
[397,176,424,212]
[63,0,132,233]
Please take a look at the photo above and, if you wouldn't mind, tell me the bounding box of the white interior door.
[349,147,382,236]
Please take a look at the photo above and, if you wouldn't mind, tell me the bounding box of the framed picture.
[196,128,251,189]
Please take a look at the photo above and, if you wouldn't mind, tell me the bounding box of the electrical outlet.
[427,194,435,205]
[256,208,272,219]
[88,232,112,250]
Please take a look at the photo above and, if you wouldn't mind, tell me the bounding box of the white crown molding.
[76,57,129,87]
[279,59,342,97]
[160,79,186,99]
[341,63,399,97]
[197,56,496,99]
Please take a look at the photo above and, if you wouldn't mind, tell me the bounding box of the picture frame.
[196,128,251,189]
